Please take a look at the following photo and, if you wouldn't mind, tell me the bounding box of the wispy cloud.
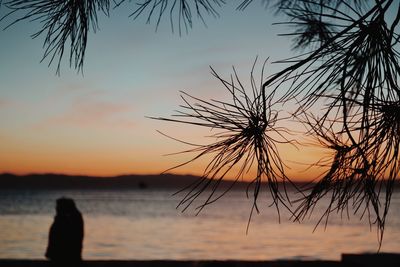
[38,92,136,130]
[0,98,15,109]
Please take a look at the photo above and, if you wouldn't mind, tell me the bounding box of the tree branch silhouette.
[128,0,225,35]
[1,0,112,74]
[150,59,299,226]
[255,0,398,246]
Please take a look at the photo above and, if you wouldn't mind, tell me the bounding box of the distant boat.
[138,181,147,189]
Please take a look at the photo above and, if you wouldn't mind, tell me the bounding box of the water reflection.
[0,189,399,260]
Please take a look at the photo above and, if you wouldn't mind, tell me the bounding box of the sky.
[0,1,327,181]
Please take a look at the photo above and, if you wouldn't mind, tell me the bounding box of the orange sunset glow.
[1,2,319,182]
[0,125,327,182]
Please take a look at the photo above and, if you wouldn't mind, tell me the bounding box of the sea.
[0,188,399,260]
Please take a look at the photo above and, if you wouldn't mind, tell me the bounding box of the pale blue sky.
[0,1,311,176]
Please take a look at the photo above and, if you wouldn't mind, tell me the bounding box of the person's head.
[56,197,78,215]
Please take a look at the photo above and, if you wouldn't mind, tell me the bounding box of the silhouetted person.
[45,197,84,264]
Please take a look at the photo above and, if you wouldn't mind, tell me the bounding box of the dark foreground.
[0,254,399,267]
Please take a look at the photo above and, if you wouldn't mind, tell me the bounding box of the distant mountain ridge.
[0,173,266,190]
[0,173,201,190]
[1,173,397,191]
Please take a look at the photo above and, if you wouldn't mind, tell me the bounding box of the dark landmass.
[0,173,289,190]
[0,253,399,267]
[0,173,202,190]
[1,173,398,191]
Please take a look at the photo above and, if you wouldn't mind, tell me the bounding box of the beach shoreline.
[0,253,399,267]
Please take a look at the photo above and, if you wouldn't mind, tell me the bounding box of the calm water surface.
[0,189,399,260]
